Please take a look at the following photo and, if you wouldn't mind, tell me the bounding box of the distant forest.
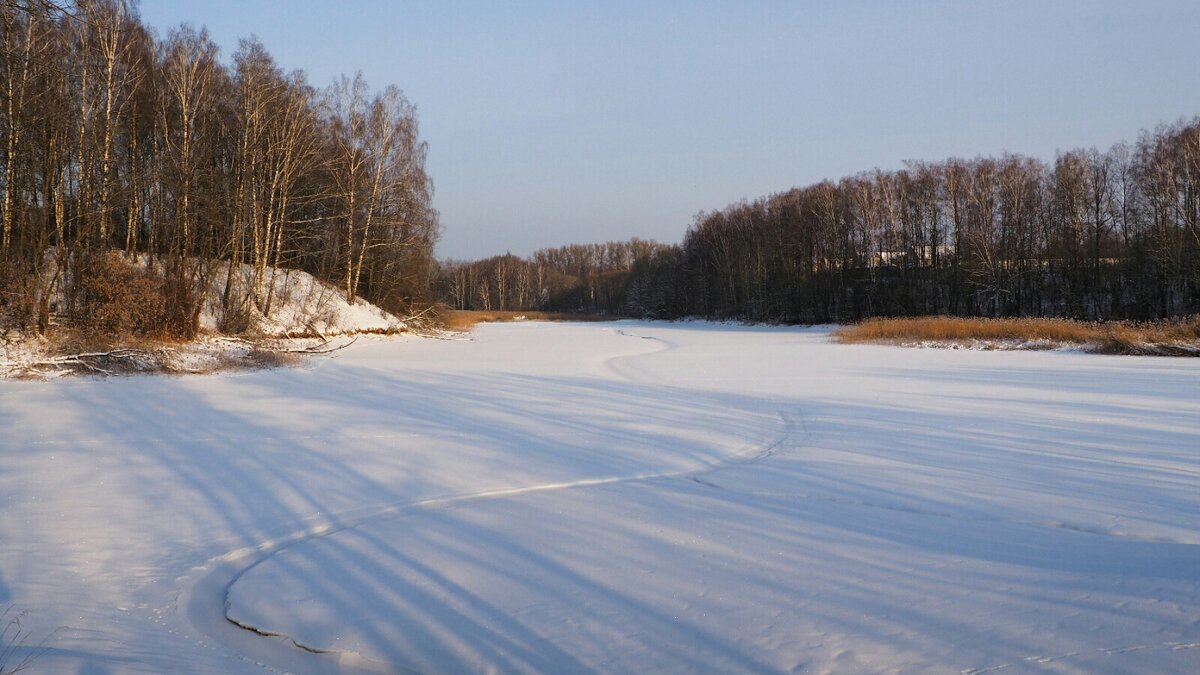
[440,118,1200,323]
[3,3,1197,339]
[0,1,437,337]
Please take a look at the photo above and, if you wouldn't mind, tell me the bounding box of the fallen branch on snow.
[24,348,156,376]
[282,335,358,354]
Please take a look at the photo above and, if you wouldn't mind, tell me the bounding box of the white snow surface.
[1,322,1198,673]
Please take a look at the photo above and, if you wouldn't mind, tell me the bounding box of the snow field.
[0,322,1198,673]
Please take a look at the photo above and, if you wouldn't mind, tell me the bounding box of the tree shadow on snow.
[9,347,1199,672]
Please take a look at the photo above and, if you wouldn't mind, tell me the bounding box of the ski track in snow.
[177,325,799,673]
[5,322,1198,673]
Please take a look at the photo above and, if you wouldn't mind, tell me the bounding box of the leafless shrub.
[218,295,255,335]
[73,253,169,337]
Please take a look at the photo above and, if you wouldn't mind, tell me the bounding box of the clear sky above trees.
[137,0,1200,259]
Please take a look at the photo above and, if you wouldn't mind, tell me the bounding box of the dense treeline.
[0,0,437,337]
[442,119,1199,323]
[661,120,1200,322]
[436,238,674,314]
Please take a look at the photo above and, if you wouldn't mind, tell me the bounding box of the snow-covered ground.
[1,322,1197,673]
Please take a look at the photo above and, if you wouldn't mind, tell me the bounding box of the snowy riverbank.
[1,322,1198,673]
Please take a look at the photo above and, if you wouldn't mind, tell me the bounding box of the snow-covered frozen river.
[2,322,1198,673]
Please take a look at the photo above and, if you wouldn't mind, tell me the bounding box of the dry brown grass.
[440,309,615,331]
[834,315,1200,356]
[43,327,182,358]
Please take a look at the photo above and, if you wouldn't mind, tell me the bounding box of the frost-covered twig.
[304,322,328,342]
[1,606,57,675]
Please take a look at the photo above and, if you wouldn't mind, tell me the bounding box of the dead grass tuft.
[834,315,1200,356]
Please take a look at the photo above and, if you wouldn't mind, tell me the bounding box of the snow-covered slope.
[196,262,405,337]
[1,323,1197,673]
[1,260,404,378]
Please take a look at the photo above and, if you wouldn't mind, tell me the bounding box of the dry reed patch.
[835,317,1095,343]
[440,309,614,331]
[1095,315,1200,355]
[834,316,1200,356]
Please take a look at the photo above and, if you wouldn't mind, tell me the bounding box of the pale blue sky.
[139,1,1200,259]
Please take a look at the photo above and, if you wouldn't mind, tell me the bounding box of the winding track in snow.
[171,324,1200,673]
[174,325,802,673]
